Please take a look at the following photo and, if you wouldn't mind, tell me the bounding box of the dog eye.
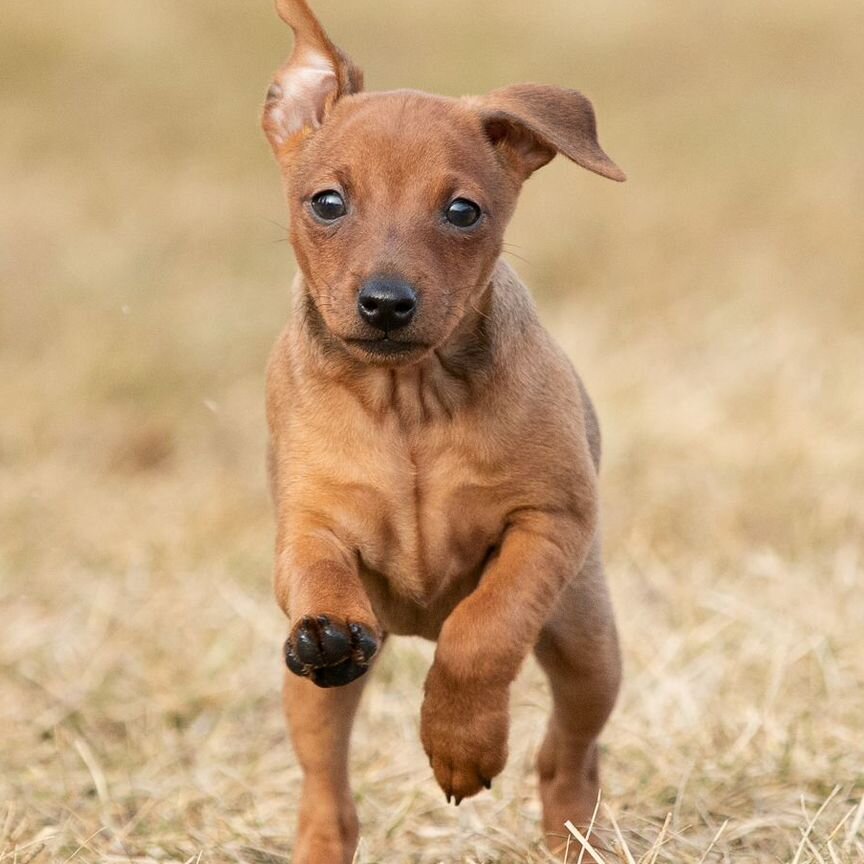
[445,198,482,228]
[310,190,347,221]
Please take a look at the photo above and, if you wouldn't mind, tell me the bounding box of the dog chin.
[343,337,431,365]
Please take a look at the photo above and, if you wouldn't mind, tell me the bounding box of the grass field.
[2,0,863,861]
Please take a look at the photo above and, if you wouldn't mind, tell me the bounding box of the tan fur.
[261,3,624,860]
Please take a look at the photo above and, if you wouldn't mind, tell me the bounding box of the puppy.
[261,2,625,860]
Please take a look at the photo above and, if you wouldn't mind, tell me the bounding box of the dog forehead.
[306,90,495,183]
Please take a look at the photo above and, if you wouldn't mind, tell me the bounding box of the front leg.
[421,505,597,803]
[276,523,382,688]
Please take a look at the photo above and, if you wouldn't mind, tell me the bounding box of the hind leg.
[534,543,621,854]
[285,668,370,864]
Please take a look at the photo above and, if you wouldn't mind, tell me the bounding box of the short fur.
[261,2,625,859]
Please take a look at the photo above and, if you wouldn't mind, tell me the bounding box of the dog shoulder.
[490,261,601,473]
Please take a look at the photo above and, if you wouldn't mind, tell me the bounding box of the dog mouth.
[345,337,428,358]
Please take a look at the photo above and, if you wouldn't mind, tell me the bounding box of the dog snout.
[357,278,417,332]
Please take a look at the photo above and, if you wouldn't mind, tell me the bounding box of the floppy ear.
[262,0,363,156]
[476,84,625,182]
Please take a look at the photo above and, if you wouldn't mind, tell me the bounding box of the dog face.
[263,0,624,366]
[284,91,521,363]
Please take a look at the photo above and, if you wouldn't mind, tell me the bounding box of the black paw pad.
[284,616,378,688]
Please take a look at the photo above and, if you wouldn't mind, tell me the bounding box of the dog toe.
[316,615,352,658]
[293,617,326,665]
[348,622,377,662]
[437,762,489,804]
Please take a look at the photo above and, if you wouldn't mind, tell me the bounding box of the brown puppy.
[261,2,625,860]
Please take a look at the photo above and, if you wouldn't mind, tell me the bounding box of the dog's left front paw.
[420,663,509,804]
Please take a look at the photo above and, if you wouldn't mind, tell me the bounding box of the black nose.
[357,278,417,332]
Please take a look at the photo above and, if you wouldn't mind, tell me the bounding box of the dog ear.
[476,84,625,182]
[262,0,363,156]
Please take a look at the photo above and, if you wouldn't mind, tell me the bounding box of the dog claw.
[454,795,463,806]
[482,777,492,790]
[446,793,452,804]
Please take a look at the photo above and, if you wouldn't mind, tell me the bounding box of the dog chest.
[359,456,510,635]
[302,416,511,628]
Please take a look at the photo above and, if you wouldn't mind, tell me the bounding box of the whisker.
[502,249,531,265]
[469,297,492,321]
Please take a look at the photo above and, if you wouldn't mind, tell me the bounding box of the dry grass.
[1,0,863,861]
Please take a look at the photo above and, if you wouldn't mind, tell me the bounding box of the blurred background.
[1,1,862,861]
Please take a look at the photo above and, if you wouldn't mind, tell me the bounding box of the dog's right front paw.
[284,615,378,688]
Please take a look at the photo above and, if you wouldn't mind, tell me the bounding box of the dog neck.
[292,271,504,426]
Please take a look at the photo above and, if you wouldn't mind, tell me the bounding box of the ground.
[1,1,863,862]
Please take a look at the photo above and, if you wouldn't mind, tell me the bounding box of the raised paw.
[420,664,509,804]
[284,615,378,688]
